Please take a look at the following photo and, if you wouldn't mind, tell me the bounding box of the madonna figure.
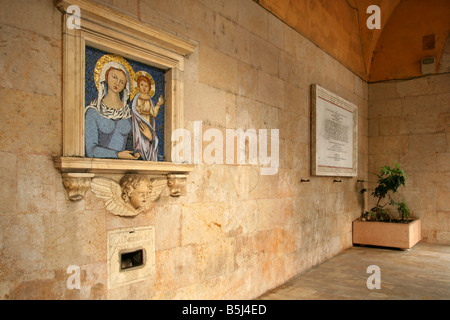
[85,54,140,160]
[131,71,164,161]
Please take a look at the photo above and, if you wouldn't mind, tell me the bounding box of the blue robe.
[85,106,132,158]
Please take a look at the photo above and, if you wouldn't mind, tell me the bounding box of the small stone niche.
[107,227,155,289]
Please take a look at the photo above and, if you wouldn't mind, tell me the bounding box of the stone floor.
[258,243,450,300]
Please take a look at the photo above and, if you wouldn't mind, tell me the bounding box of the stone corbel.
[167,174,187,197]
[62,173,95,201]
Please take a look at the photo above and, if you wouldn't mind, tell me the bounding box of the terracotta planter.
[352,219,421,250]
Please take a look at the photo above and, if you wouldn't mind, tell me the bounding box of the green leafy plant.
[362,163,411,222]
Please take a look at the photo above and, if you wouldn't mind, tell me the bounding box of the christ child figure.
[135,75,164,140]
[131,72,164,161]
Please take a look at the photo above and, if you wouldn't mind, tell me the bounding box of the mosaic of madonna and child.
[85,46,165,161]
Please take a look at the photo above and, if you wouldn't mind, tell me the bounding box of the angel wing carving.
[91,177,138,217]
[148,177,167,202]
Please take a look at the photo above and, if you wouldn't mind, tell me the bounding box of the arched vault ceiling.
[254,0,450,82]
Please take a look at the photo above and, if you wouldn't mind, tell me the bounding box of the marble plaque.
[311,84,358,177]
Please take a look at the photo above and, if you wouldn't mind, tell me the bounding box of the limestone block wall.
[368,73,450,245]
[0,0,368,299]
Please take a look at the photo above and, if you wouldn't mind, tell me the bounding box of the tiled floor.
[258,243,450,300]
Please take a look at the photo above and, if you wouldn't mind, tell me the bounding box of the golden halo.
[132,71,156,99]
[93,54,135,90]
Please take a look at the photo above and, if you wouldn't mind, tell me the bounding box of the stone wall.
[0,0,368,299]
[368,73,450,245]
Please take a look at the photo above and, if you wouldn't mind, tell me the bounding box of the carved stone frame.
[54,0,195,201]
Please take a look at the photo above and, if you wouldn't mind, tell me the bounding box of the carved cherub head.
[120,174,152,211]
[91,175,167,217]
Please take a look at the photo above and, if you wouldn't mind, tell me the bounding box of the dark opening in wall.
[120,249,145,271]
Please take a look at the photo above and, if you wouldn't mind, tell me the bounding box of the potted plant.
[353,163,421,250]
